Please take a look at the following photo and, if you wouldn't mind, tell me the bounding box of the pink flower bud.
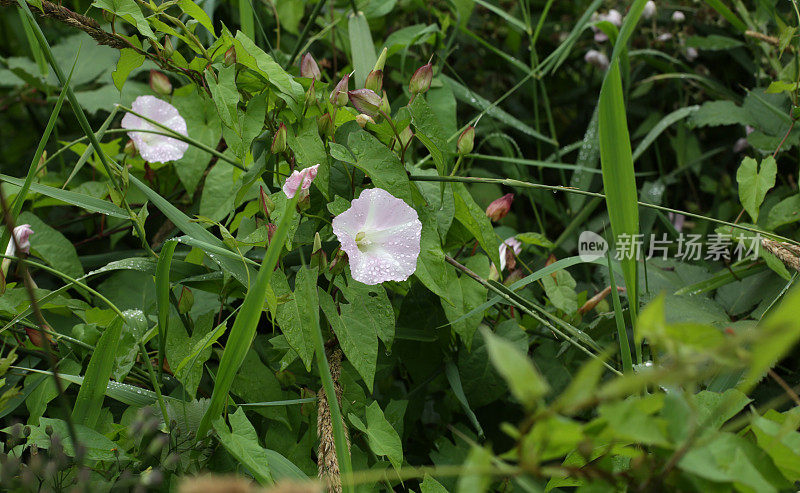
[13,224,33,255]
[485,193,514,222]
[409,63,433,94]
[457,126,475,155]
[330,74,350,106]
[149,70,172,96]
[347,88,382,117]
[300,53,321,80]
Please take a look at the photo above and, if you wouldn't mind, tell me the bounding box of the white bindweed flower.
[671,10,685,23]
[2,224,33,280]
[121,95,189,163]
[499,236,523,272]
[332,188,422,285]
[642,1,656,20]
[585,49,610,70]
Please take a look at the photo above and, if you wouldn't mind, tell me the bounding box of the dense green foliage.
[1,0,800,491]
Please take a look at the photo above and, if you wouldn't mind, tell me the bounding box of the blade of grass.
[155,240,177,383]
[0,174,128,218]
[631,106,699,162]
[348,11,377,88]
[196,193,299,438]
[606,248,633,373]
[239,0,254,40]
[71,316,123,428]
[63,106,119,189]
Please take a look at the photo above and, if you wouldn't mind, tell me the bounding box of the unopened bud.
[163,37,175,57]
[149,70,172,96]
[259,186,274,219]
[379,91,390,116]
[355,113,375,128]
[457,126,475,155]
[124,139,137,157]
[399,126,413,148]
[317,112,334,139]
[271,123,287,154]
[642,1,656,20]
[409,63,433,94]
[365,70,383,93]
[224,45,237,66]
[300,53,321,80]
[485,193,514,222]
[328,249,347,276]
[373,47,387,72]
[267,223,276,243]
[310,232,327,270]
[305,79,317,106]
[671,10,685,22]
[330,74,349,106]
[348,88,381,117]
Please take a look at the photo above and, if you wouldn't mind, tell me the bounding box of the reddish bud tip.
[485,193,514,222]
[300,53,321,80]
[409,63,433,94]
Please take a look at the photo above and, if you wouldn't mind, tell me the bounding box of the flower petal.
[122,96,189,163]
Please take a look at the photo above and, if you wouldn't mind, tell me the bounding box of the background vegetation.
[1,0,800,491]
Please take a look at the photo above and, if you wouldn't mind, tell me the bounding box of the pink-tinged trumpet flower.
[332,188,422,285]
[300,53,321,80]
[499,236,522,272]
[485,193,514,222]
[282,164,320,199]
[121,96,189,163]
[2,224,33,281]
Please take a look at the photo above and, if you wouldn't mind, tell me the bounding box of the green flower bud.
[317,112,334,139]
[365,69,383,93]
[373,47,388,72]
[271,123,288,154]
[149,70,172,96]
[224,45,237,66]
[457,125,475,155]
[330,74,350,106]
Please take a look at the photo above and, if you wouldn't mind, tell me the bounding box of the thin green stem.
[138,341,170,426]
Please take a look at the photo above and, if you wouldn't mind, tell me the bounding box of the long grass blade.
[71,317,123,429]
[156,240,177,382]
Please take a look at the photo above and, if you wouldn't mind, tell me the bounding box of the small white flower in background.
[733,137,749,153]
[584,49,610,70]
[332,188,422,285]
[642,1,657,20]
[282,164,320,199]
[605,9,623,26]
[499,236,523,272]
[591,10,622,43]
[657,32,673,42]
[121,95,189,163]
[685,47,699,61]
[671,10,685,23]
[2,224,33,280]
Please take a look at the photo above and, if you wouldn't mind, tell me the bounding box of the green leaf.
[19,417,128,461]
[349,401,403,470]
[112,48,144,92]
[206,64,239,128]
[481,326,548,409]
[420,474,449,493]
[233,32,304,101]
[442,254,489,348]
[71,316,123,429]
[686,35,744,51]
[766,194,800,229]
[542,269,578,314]
[347,126,412,203]
[19,211,83,280]
[271,268,316,371]
[213,409,274,485]
[177,0,215,36]
[171,88,223,194]
[167,312,215,398]
[319,288,377,391]
[453,183,501,267]
[200,163,236,222]
[0,174,127,218]
[230,349,287,425]
[348,11,377,88]
[736,156,776,223]
[690,101,748,128]
[92,0,156,40]
[409,96,452,175]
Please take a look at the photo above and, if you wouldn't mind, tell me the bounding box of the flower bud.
[330,74,349,106]
[224,45,237,66]
[271,123,287,154]
[355,113,375,128]
[399,126,413,148]
[124,139,137,157]
[300,53,321,80]
[149,70,172,96]
[584,49,609,70]
[163,37,175,58]
[457,126,475,155]
[305,79,317,106]
[373,47,387,72]
[328,249,347,276]
[642,1,656,20]
[267,223,276,243]
[310,232,327,270]
[379,90,390,116]
[347,88,381,117]
[409,63,433,94]
[259,186,274,219]
[317,112,334,139]
[671,11,685,22]
[485,193,514,222]
[365,69,383,93]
